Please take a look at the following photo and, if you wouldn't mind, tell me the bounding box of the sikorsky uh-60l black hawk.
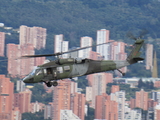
[22,38,144,87]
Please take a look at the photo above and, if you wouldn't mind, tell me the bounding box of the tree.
[85,105,95,120]
[22,110,51,120]
[138,79,144,88]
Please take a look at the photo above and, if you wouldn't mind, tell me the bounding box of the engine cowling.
[75,58,83,63]
[56,58,75,65]
[56,58,84,65]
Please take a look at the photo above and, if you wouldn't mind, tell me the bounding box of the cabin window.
[57,67,63,73]
[64,66,70,72]
[47,68,52,74]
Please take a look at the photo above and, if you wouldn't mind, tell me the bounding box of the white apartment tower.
[96,29,110,60]
[79,36,93,58]
[0,32,5,56]
[54,34,69,58]
[111,91,125,120]
[91,73,107,108]
[60,110,81,120]
[146,44,153,70]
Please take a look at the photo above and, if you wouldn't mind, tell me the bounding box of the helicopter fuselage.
[23,39,144,87]
[23,58,129,83]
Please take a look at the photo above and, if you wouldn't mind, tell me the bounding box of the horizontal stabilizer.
[133,57,144,62]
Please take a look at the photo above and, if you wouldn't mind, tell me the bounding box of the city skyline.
[0,25,159,120]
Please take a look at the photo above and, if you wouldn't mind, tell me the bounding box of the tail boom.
[126,39,144,64]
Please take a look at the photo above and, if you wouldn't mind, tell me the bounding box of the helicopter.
[22,38,144,87]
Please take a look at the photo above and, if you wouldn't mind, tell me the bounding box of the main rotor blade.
[21,41,114,58]
[62,41,114,54]
[21,54,57,58]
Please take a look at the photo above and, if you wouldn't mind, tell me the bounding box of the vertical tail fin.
[127,39,144,64]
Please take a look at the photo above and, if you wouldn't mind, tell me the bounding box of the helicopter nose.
[23,76,34,83]
[23,78,28,83]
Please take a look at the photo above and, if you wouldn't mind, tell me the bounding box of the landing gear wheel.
[46,82,52,87]
[53,81,58,86]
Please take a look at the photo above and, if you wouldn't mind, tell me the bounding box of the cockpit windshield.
[29,67,41,76]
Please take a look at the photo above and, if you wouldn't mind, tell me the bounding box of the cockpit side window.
[35,69,42,76]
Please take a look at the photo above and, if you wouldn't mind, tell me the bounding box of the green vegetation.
[30,83,52,104]
[22,110,51,120]
[85,106,95,120]
[77,76,88,94]
[1,0,160,42]
[125,63,152,77]
[0,57,7,74]
[138,79,154,90]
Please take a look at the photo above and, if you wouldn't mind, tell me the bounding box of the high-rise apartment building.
[0,32,5,56]
[70,93,85,120]
[152,51,158,78]
[151,91,160,103]
[130,98,136,109]
[79,36,92,58]
[95,93,109,119]
[124,109,141,120]
[111,91,125,120]
[44,104,52,119]
[89,51,104,60]
[148,99,157,108]
[34,57,46,66]
[14,89,32,113]
[30,101,44,113]
[0,75,14,120]
[135,89,148,110]
[7,44,35,77]
[88,73,107,108]
[60,110,81,120]
[110,41,126,60]
[87,73,113,87]
[16,80,25,92]
[95,93,118,120]
[87,73,113,108]
[86,87,92,101]
[110,41,127,74]
[96,29,110,60]
[20,44,35,76]
[146,44,153,70]
[105,73,113,84]
[11,107,21,120]
[54,34,69,58]
[19,25,46,50]
[154,104,160,120]
[7,44,45,77]
[52,80,71,120]
[7,44,21,77]
[111,85,120,93]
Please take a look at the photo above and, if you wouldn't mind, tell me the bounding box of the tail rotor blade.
[139,29,148,39]
[126,32,137,40]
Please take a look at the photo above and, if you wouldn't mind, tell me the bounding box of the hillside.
[0,0,160,76]
[1,0,160,42]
